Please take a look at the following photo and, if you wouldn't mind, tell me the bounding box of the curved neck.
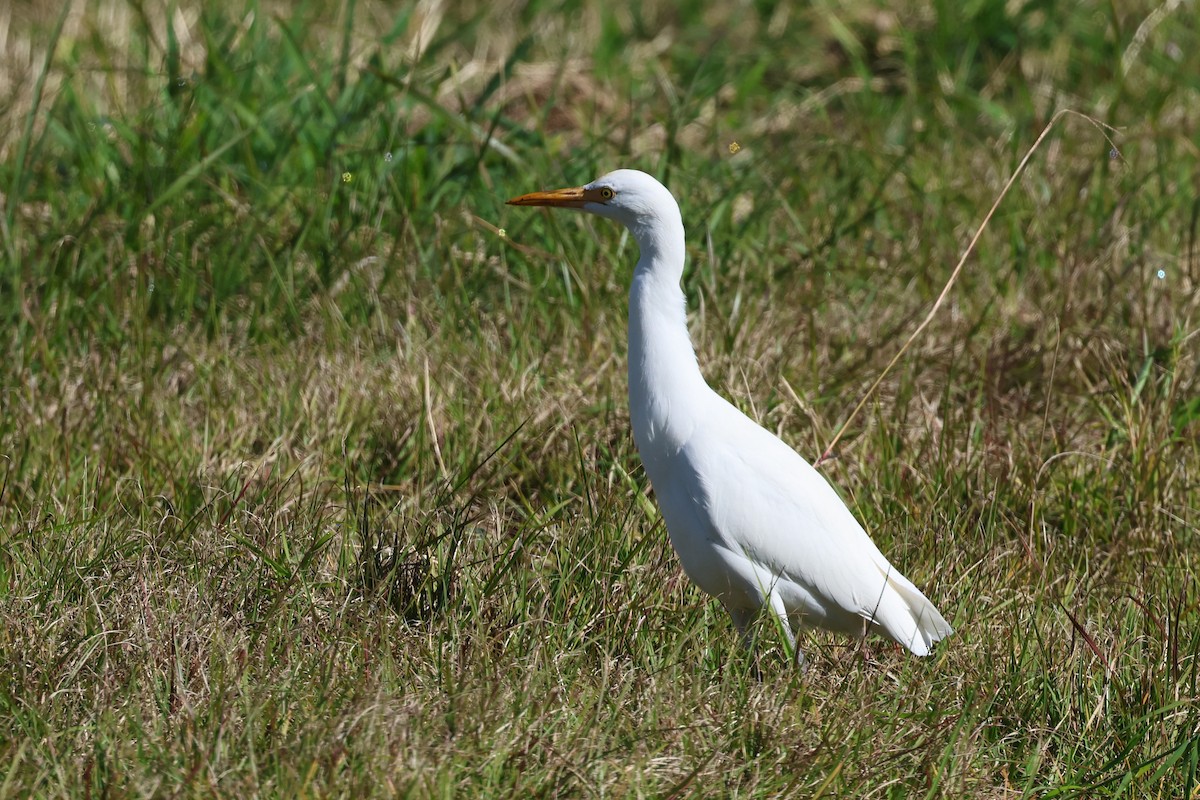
[626,221,709,454]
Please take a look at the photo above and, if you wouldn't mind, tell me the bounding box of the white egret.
[507,169,952,664]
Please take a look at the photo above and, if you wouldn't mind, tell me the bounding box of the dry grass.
[2,0,1199,797]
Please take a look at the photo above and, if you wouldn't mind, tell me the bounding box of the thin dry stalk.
[815,109,1123,468]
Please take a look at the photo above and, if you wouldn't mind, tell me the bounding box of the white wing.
[683,394,953,654]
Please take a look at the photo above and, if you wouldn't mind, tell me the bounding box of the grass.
[1,0,1198,796]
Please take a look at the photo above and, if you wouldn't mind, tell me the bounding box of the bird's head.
[507,169,682,241]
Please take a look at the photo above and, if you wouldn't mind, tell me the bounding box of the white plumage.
[508,169,953,664]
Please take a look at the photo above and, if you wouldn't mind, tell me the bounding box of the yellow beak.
[506,186,591,208]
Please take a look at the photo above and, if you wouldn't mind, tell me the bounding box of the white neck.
[626,214,710,457]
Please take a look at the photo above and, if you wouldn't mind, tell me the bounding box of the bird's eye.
[599,187,615,200]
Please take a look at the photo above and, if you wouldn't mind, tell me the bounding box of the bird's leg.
[725,606,767,681]
[766,593,807,670]
[726,606,757,651]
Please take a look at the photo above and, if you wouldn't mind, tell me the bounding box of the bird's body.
[508,169,952,663]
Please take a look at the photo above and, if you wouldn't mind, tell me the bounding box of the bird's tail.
[871,567,954,656]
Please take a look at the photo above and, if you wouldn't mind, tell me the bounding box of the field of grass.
[2,0,1199,796]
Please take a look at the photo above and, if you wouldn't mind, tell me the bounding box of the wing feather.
[686,396,952,649]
